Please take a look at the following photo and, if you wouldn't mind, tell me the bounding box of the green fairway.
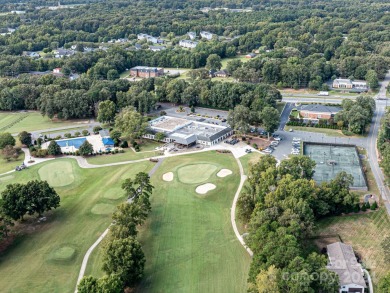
[0,158,153,293]
[177,163,218,184]
[86,149,159,165]
[38,161,75,187]
[0,111,92,134]
[86,151,251,292]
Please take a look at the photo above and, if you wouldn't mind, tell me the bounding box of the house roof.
[102,137,115,146]
[169,133,197,145]
[300,104,341,114]
[326,242,366,288]
[333,78,353,85]
[215,69,229,75]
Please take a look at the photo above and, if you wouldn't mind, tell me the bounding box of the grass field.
[220,55,251,68]
[315,208,390,287]
[87,150,159,165]
[87,151,251,292]
[0,158,153,293]
[0,152,25,175]
[0,112,92,134]
[285,125,356,137]
[239,152,262,175]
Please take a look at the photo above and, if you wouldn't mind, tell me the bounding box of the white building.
[144,116,232,146]
[187,32,196,40]
[200,31,214,40]
[326,242,367,293]
[137,33,164,44]
[179,40,198,49]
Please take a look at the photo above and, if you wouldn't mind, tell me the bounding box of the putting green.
[91,203,115,215]
[177,163,218,184]
[103,187,124,200]
[38,161,74,187]
[49,246,76,262]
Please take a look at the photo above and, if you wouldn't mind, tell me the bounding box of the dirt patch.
[162,172,173,182]
[217,169,232,178]
[195,183,216,194]
[246,136,270,150]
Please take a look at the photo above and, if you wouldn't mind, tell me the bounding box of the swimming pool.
[56,137,87,149]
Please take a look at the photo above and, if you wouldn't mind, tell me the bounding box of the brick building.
[129,66,164,78]
[299,104,341,120]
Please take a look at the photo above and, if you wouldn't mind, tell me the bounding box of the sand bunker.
[217,169,232,178]
[196,183,216,194]
[163,172,174,182]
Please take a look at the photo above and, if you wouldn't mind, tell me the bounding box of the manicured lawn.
[0,152,25,175]
[0,111,92,134]
[285,125,351,137]
[137,140,162,151]
[220,55,250,68]
[87,151,251,292]
[239,152,262,175]
[315,208,390,287]
[0,158,153,293]
[86,149,159,165]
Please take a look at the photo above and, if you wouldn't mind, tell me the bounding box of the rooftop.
[300,104,342,113]
[327,242,366,288]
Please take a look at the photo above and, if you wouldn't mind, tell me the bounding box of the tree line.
[237,155,361,292]
[77,172,154,292]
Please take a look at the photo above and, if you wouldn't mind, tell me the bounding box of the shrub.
[114,149,119,154]
[82,130,89,136]
[370,201,378,210]
[134,145,140,152]
[93,126,102,134]
[55,135,62,140]
[64,133,71,138]
[74,132,81,137]
[253,143,258,149]
[120,141,128,148]
[160,110,167,116]
[353,204,360,213]
[119,149,125,153]
[361,204,367,212]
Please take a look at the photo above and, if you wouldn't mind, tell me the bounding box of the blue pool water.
[56,137,87,149]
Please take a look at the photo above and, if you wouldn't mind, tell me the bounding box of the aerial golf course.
[0,151,251,293]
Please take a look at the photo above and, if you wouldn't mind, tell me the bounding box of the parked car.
[263,148,273,153]
[271,141,279,146]
[274,136,282,141]
[289,128,293,132]
[245,149,252,153]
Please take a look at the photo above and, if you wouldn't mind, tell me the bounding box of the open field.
[0,112,92,134]
[315,208,390,288]
[285,125,357,137]
[239,152,262,174]
[87,151,251,292]
[220,55,251,68]
[0,152,25,174]
[0,158,153,293]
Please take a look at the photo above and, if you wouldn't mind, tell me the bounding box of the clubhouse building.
[144,116,233,146]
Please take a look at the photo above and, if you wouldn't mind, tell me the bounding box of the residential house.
[214,69,229,78]
[134,44,142,50]
[200,31,214,40]
[22,51,40,58]
[54,48,75,58]
[333,78,368,91]
[187,32,196,40]
[179,40,198,49]
[53,68,62,74]
[326,242,367,293]
[299,104,341,120]
[129,66,164,78]
[149,46,166,52]
[245,53,256,58]
[137,33,164,44]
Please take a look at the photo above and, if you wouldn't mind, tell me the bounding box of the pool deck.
[42,135,106,153]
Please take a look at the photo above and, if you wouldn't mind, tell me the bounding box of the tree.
[0,213,13,241]
[121,172,154,205]
[97,274,123,293]
[0,180,60,220]
[279,156,316,180]
[227,105,251,134]
[110,202,148,239]
[2,145,20,161]
[107,69,119,80]
[378,272,390,293]
[0,133,15,149]
[154,132,166,141]
[102,237,146,287]
[365,70,379,89]
[18,131,32,146]
[114,107,148,141]
[261,106,280,139]
[47,141,62,156]
[97,100,116,124]
[255,265,281,293]
[205,54,222,70]
[78,140,94,156]
[77,276,98,293]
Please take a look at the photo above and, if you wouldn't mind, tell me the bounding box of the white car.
[274,137,282,141]
[263,148,273,153]
[271,141,279,146]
